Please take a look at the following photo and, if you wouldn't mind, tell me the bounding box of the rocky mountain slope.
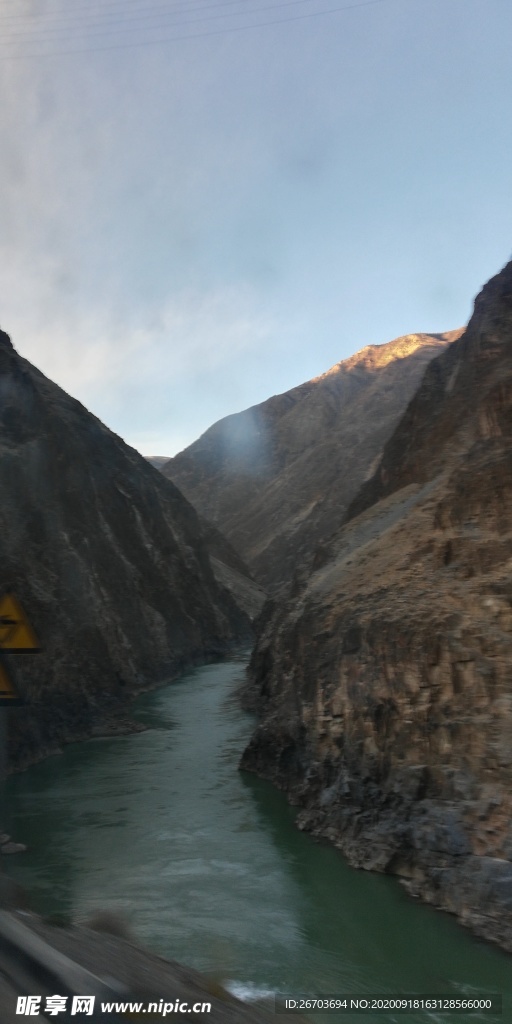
[0,329,252,769]
[162,331,461,592]
[241,258,512,951]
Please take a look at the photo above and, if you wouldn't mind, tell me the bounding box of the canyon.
[3,254,512,957]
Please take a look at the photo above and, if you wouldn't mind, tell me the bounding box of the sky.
[1,0,511,456]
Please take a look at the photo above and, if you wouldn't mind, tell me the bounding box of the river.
[2,655,511,1023]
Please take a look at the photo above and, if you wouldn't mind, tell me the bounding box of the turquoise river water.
[2,655,512,1023]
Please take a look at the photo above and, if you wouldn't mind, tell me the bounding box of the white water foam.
[225,980,277,1003]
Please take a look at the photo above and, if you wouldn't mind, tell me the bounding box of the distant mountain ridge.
[162,331,462,592]
[145,456,171,469]
[0,329,252,769]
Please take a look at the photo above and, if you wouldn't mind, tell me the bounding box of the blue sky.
[1,0,511,455]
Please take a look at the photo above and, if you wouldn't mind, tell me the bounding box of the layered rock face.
[0,330,251,769]
[241,259,512,951]
[162,332,461,592]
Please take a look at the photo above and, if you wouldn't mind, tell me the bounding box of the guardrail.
[0,910,128,1021]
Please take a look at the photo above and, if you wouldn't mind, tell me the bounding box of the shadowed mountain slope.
[241,258,512,951]
[162,331,461,592]
[0,329,251,769]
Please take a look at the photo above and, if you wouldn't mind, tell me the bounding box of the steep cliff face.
[241,259,512,951]
[162,332,461,592]
[0,330,251,769]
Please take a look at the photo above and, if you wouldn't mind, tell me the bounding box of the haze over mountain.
[241,258,512,951]
[162,331,462,592]
[145,456,171,470]
[0,328,253,769]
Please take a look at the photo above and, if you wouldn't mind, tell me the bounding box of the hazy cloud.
[1,0,512,454]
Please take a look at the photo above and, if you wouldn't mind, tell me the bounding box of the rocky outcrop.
[0,330,251,770]
[162,332,461,592]
[241,259,512,951]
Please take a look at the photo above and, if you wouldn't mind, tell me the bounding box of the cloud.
[0,43,290,453]
[3,270,281,454]
[2,0,512,459]
[13,284,275,387]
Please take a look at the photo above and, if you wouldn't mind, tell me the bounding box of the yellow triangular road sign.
[0,594,40,652]
[0,661,24,705]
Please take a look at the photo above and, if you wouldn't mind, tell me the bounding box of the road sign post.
[0,594,40,655]
[0,595,40,855]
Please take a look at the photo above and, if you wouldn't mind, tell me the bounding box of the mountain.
[161,331,462,592]
[0,329,252,769]
[145,456,171,469]
[144,458,266,622]
[240,258,512,951]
